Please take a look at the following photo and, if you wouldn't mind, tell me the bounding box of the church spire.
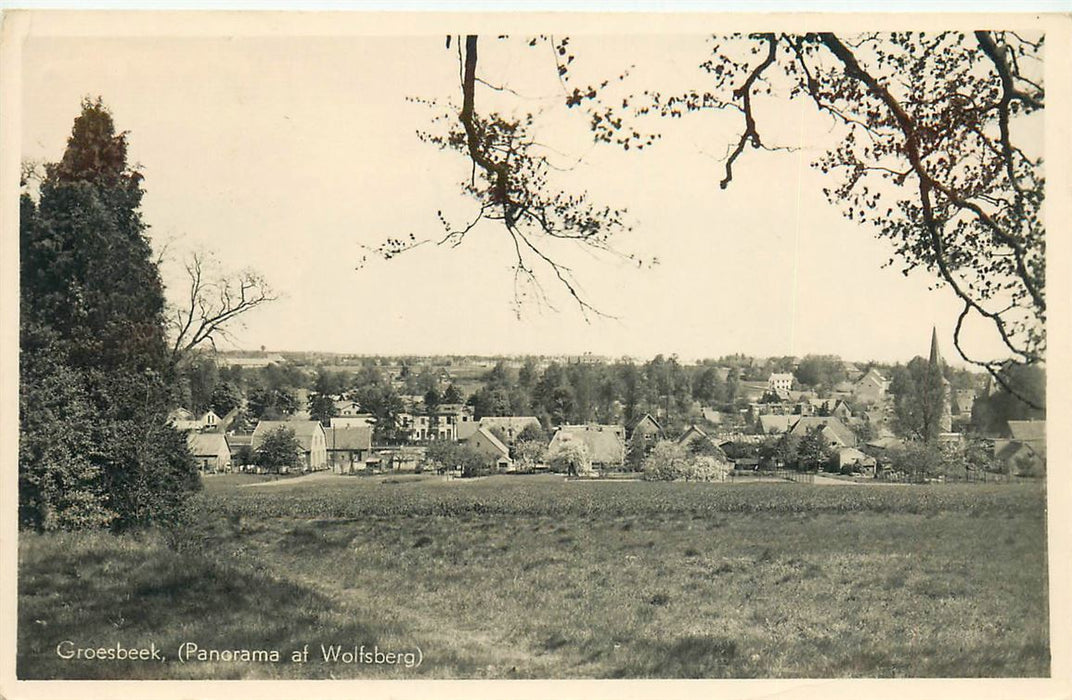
[928,326,953,434]
[929,326,943,367]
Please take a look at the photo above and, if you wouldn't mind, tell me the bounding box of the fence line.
[728,469,815,484]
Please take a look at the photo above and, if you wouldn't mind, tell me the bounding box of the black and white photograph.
[0,7,1068,698]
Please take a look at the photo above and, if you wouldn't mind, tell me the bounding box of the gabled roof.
[550,425,625,465]
[187,432,229,457]
[677,424,709,444]
[456,420,480,440]
[995,440,1038,462]
[701,407,722,424]
[630,413,663,435]
[478,416,542,437]
[1008,420,1045,443]
[324,426,373,451]
[473,426,511,458]
[226,433,253,448]
[838,447,876,467]
[1007,420,1045,459]
[866,436,904,450]
[169,408,194,422]
[758,414,793,435]
[788,416,856,447]
[855,368,886,388]
[251,420,325,452]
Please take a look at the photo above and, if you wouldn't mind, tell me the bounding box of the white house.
[251,420,328,471]
[187,432,231,473]
[767,373,794,393]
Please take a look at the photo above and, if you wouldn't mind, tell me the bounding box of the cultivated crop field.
[18,475,1049,679]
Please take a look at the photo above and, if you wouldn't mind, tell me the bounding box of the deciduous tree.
[167,250,275,366]
[890,357,949,443]
[255,426,301,473]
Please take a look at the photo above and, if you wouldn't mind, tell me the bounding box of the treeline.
[178,347,1043,445]
[178,353,750,439]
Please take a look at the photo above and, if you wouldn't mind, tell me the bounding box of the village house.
[836,447,877,474]
[169,408,221,433]
[251,420,328,471]
[767,372,794,393]
[748,401,793,418]
[334,400,361,416]
[787,416,858,449]
[629,413,663,441]
[852,368,889,405]
[549,424,626,471]
[226,432,254,469]
[332,400,377,426]
[994,420,1046,475]
[402,403,475,442]
[370,446,423,472]
[324,425,373,474]
[465,426,513,471]
[676,424,711,448]
[802,398,853,421]
[187,432,231,473]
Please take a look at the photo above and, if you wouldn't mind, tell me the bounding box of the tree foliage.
[209,380,243,417]
[794,355,848,389]
[19,98,200,530]
[424,440,494,477]
[970,363,1045,435]
[308,392,337,426]
[548,439,592,477]
[796,426,837,472]
[255,426,301,473]
[352,383,406,444]
[246,387,298,421]
[641,440,730,482]
[890,356,949,443]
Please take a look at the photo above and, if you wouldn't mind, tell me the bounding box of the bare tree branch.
[168,251,276,366]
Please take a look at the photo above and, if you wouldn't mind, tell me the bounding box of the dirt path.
[238,471,345,488]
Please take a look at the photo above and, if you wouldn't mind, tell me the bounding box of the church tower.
[929,327,953,434]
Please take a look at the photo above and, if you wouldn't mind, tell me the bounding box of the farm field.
[18,475,1049,679]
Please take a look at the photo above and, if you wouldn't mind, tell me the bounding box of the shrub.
[642,441,730,482]
[548,440,592,476]
[423,441,494,477]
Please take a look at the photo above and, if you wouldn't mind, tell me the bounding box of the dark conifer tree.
[20,98,200,531]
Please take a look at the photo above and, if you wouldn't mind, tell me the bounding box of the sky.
[16,17,1046,366]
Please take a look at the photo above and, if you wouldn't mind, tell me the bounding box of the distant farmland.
[18,476,1048,679]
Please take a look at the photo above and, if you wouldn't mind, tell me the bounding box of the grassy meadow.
[18,474,1049,679]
